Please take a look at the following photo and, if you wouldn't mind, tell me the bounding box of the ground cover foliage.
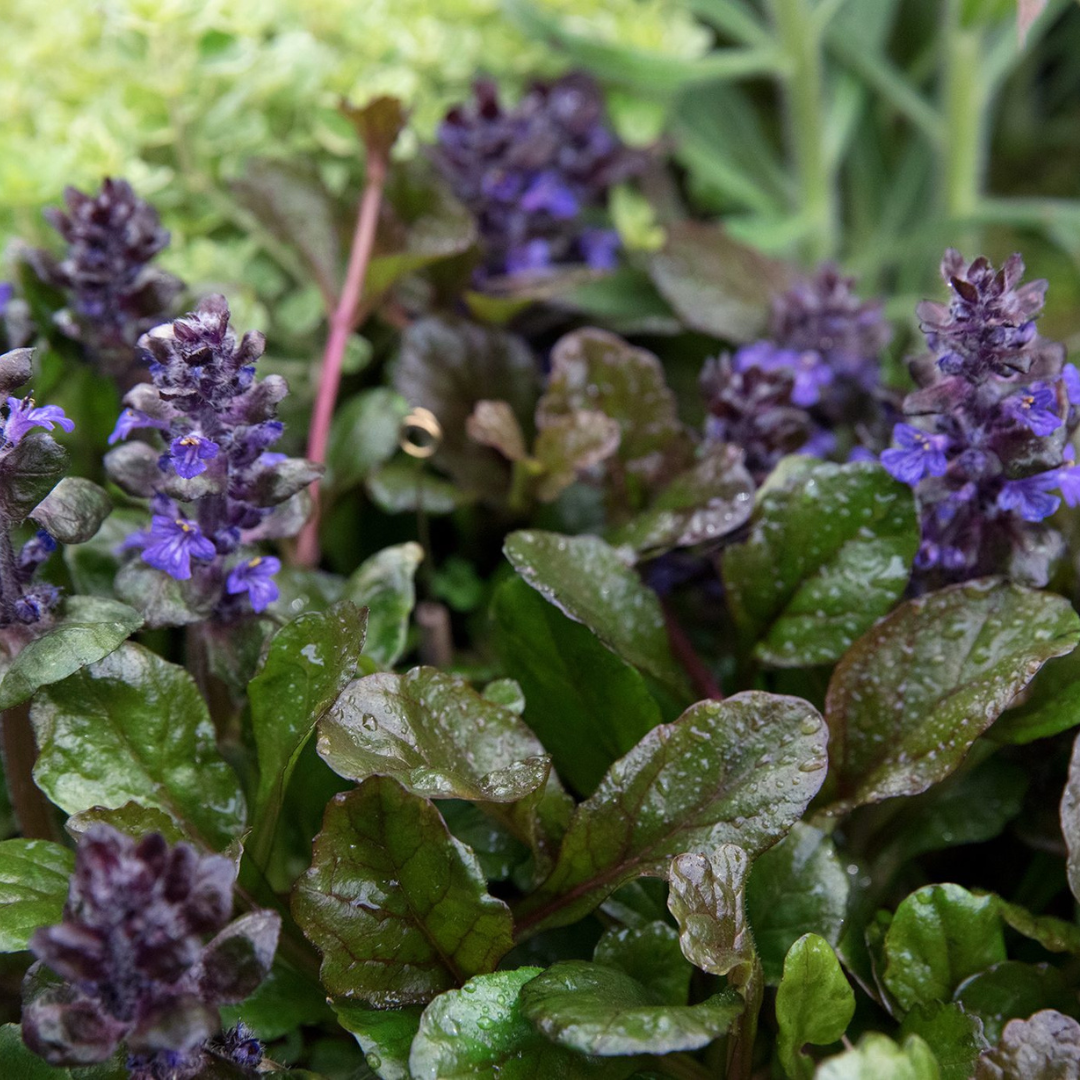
[5,1,1080,1078]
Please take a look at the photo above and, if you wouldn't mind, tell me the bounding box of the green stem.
[769,0,837,261]
[942,5,987,233]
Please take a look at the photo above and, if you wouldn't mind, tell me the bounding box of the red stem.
[295,154,388,567]
[662,600,724,702]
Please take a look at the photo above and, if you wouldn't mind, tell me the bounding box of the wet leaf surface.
[0,840,74,952]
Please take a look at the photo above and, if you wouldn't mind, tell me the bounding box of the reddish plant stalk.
[662,600,724,702]
[295,154,388,567]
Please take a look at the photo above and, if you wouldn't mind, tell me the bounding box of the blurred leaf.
[900,1003,989,1080]
[882,885,1005,1013]
[955,962,1079,1045]
[974,1010,1080,1079]
[666,845,754,979]
[317,666,570,867]
[531,409,622,503]
[408,968,639,1080]
[114,561,218,630]
[776,934,856,1080]
[332,1001,423,1080]
[0,432,67,523]
[1018,1,1049,45]
[537,329,692,498]
[325,388,410,495]
[503,531,692,702]
[648,221,790,343]
[492,578,663,796]
[816,1033,940,1079]
[467,400,529,463]
[824,580,1080,812]
[0,1022,125,1079]
[367,164,477,297]
[249,602,368,866]
[292,779,514,1005]
[30,642,246,849]
[366,459,472,514]
[440,801,529,882]
[519,961,744,1055]
[615,443,754,558]
[514,692,828,936]
[233,158,342,308]
[994,896,1080,955]
[592,922,693,1005]
[0,349,33,394]
[394,316,538,498]
[343,542,423,668]
[343,95,407,160]
[0,839,73,952]
[0,597,142,711]
[745,822,850,984]
[722,460,918,667]
[29,477,111,545]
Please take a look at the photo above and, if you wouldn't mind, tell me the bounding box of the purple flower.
[997,474,1061,522]
[579,228,621,272]
[168,433,219,479]
[1062,364,1080,405]
[506,239,553,275]
[521,171,579,218]
[109,407,166,445]
[141,515,216,580]
[3,396,74,445]
[22,824,279,1075]
[1003,381,1062,436]
[1056,465,1080,507]
[880,423,950,485]
[733,341,833,408]
[225,555,281,613]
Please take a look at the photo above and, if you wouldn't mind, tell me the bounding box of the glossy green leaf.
[324,388,411,495]
[292,778,514,1005]
[504,531,692,701]
[882,885,1006,1013]
[824,580,1080,812]
[249,602,368,866]
[65,801,187,846]
[974,1010,1080,1079]
[219,961,333,1042]
[0,840,74,952]
[114,560,218,629]
[992,645,1080,744]
[0,432,67,522]
[900,1002,989,1080]
[955,962,1080,1045]
[666,845,754,978]
[393,316,538,497]
[722,460,918,667]
[993,896,1080,955]
[776,934,855,1080]
[0,597,142,711]
[1062,727,1080,904]
[816,1033,941,1079]
[409,968,638,1080]
[30,642,246,849]
[29,476,111,545]
[492,578,663,795]
[0,1023,125,1079]
[592,922,693,1005]
[366,459,473,514]
[333,1001,423,1080]
[536,328,692,497]
[317,666,571,866]
[745,822,850,984]
[532,409,621,503]
[520,961,744,1056]
[613,443,754,558]
[441,800,530,882]
[343,543,423,668]
[647,220,789,343]
[514,692,828,936]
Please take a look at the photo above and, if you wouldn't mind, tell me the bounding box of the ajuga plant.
[27,179,183,377]
[432,73,642,283]
[22,824,279,1078]
[880,250,1080,586]
[701,263,893,480]
[105,295,321,622]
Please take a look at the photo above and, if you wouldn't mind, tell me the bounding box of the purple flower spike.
[997,474,1062,522]
[226,555,281,613]
[1003,381,1062,436]
[880,423,950,485]
[141,515,216,580]
[3,396,75,445]
[521,172,580,219]
[168,433,219,479]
